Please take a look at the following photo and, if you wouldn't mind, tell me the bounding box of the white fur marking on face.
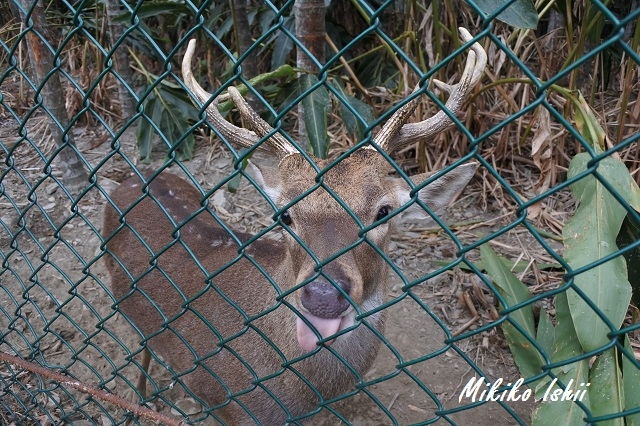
[325,292,384,350]
[247,161,282,202]
[169,189,175,196]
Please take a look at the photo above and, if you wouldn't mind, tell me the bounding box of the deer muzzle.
[296,276,353,352]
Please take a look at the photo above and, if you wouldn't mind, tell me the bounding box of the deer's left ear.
[247,161,283,203]
[390,162,477,221]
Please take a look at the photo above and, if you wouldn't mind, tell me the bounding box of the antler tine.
[182,39,295,159]
[227,87,297,159]
[377,27,487,153]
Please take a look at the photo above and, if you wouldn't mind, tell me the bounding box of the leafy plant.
[136,79,199,162]
[132,51,200,162]
[479,94,640,425]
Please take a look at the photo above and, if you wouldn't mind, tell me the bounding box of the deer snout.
[295,273,355,352]
[301,278,352,319]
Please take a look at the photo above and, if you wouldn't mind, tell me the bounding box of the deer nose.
[301,278,352,319]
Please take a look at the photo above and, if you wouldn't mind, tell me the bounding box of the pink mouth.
[296,311,345,352]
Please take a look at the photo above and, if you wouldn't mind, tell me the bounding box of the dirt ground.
[0,125,543,425]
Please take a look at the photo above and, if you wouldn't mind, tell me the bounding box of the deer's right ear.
[391,162,477,221]
[247,161,283,203]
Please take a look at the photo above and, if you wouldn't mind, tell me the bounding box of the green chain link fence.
[1,0,640,424]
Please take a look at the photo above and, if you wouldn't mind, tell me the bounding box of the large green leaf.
[480,244,544,380]
[589,347,624,426]
[470,0,538,29]
[532,292,590,425]
[299,74,330,159]
[564,153,633,351]
[624,335,640,425]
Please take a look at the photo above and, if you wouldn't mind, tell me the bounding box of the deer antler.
[373,27,487,153]
[182,39,296,160]
[183,28,485,159]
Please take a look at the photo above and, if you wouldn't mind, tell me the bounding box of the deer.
[102,27,486,425]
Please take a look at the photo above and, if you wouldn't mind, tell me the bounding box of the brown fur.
[103,151,475,424]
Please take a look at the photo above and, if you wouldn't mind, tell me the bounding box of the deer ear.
[393,162,477,221]
[247,161,283,203]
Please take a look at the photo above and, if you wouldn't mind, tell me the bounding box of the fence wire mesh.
[1,0,640,424]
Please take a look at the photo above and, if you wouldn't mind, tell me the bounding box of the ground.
[0,125,544,425]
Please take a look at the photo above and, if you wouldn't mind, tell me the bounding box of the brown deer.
[102,27,486,425]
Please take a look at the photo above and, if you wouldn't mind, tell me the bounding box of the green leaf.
[536,308,555,358]
[259,9,276,35]
[217,64,296,113]
[115,1,192,21]
[136,83,199,162]
[532,292,590,425]
[299,74,330,159]
[617,214,640,307]
[216,16,234,40]
[573,92,607,152]
[328,79,374,140]
[270,16,295,70]
[564,153,633,351]
[136,97,157,163]
[472,0,539,29]
[480,244,544,380]
[589,347,624,426]
[227,148,252,193]
[156,91,195,161]
[624,335,640,425]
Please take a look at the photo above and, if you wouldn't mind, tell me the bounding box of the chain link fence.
[1,0,640,424]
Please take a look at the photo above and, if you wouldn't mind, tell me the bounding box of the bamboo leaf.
[270,16,295,70]
[329,79,374,140]
[115,1,191,21]
[300,74,329,158]
[564,153,632,351]
[136,97,157,163]
[471,0,538,29]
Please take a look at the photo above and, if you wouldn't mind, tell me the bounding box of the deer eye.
[375,205,392,222]
[281,210,292,226]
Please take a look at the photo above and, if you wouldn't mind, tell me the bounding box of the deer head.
[181,28,485,352]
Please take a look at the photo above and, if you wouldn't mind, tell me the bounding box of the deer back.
[102,172,385,424]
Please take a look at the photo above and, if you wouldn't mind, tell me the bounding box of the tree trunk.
[294,0,326,148]
[13,0,88,195]
[232,0,262,112]
[233,0,259,80]
[104,0,136,119]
